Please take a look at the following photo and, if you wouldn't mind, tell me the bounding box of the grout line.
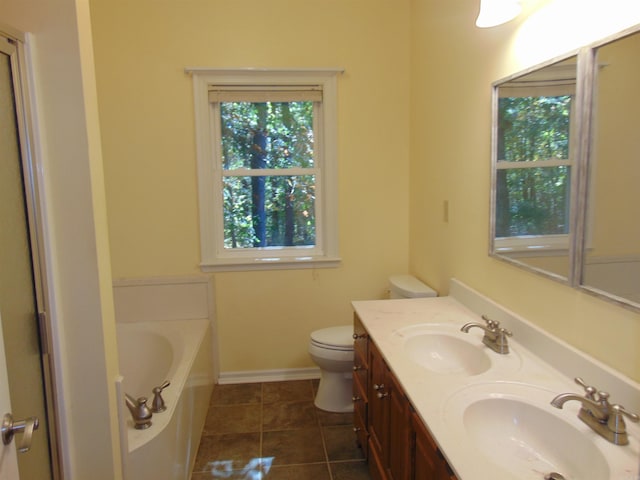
[315,383,335,480]
[259,382,264,464]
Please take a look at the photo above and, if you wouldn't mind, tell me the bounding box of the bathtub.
[117,319,214,480]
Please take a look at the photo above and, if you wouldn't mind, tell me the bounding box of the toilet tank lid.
[389,274,437,298]
[310,326,353,348]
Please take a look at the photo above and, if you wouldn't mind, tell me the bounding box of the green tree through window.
[220,101,316,249]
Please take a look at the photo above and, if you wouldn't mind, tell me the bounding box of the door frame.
[0,23,63,480]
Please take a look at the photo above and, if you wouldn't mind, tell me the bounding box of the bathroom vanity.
[352,279,640,480]
[353,314,457,480]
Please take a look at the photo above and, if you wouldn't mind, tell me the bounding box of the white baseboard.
[218,367,321,385]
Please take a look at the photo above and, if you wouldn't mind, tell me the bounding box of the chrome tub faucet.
[125,393,153,430]
[460,315,512,354]
[551,377,639,445]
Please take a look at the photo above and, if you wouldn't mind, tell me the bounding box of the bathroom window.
[189,69,341,271]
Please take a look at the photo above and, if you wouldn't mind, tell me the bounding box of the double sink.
[355,297,640,480]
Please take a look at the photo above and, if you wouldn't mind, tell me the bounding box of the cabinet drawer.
[353,402,368,459]
[353,375,367,422]
[353,348,368,391]
[353,313,369,359]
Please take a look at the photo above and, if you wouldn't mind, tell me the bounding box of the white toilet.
[308,274,437,412]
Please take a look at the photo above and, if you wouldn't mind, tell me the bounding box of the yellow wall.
[91,0,640,382]
[410,0,640,382]
[90,0,412,372]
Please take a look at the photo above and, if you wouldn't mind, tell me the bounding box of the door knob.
[2,413,39,453]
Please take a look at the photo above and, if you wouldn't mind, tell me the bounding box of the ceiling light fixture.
[476,0,522,28]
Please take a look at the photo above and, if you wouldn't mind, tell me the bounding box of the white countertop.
[352,288,640,480]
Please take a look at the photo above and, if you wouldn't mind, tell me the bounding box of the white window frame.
[188,68,342,272]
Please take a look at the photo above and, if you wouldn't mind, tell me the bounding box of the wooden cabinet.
[353,314,369,457]
[411,410,458,480]
[353,313,458,480]
[386,361,411,480]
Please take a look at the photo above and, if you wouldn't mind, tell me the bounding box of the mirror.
[490,55,578,282]
[580,30,640,307]
[490,25,640,312]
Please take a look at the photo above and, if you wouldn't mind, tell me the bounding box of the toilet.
[308,275,437,412]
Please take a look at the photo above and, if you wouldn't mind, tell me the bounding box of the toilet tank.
[389,275,437,299]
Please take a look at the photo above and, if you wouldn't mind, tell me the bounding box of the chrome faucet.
[124,393,153,430]
[551,377,639,445]
[460,315,512,354]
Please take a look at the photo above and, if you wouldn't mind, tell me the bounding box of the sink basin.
[445,383,610,479]
[403,333,491,375]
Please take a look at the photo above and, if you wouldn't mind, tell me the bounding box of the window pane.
[498,96,571,162]
[220,101,314,170]
[496,166,570,237]
[223,175,316,249]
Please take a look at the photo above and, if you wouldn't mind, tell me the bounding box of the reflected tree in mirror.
[496,95,572,238]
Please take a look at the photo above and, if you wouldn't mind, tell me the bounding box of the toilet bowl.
[308,275,437,413]
[308,326,354,412]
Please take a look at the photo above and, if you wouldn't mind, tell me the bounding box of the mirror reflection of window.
[492,57,577,279]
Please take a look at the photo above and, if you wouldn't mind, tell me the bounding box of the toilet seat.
[310,326,353,351]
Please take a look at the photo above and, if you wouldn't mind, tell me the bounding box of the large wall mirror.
[490,24,640,312]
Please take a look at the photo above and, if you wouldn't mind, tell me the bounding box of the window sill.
[200,256,342,272]
[494,235,569,257]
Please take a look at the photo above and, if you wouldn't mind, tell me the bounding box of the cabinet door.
[387,372,411,480]
[368,341,388,458]
[412,412,438,480]
[411,411,458,480]
[353,365,368,458]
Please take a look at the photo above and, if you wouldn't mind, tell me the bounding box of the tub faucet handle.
[151,381,171,413]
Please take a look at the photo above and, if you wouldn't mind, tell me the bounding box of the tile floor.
[191,379,371,480]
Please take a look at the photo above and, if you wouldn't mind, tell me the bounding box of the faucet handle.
[608,404,639,442]
[612,404,639,422]
[498,327,512,337]
[574,377,598,400]
[151,381,171,413]
[480,315,500,330]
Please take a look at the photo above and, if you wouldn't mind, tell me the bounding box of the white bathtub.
[117,319,214,480]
